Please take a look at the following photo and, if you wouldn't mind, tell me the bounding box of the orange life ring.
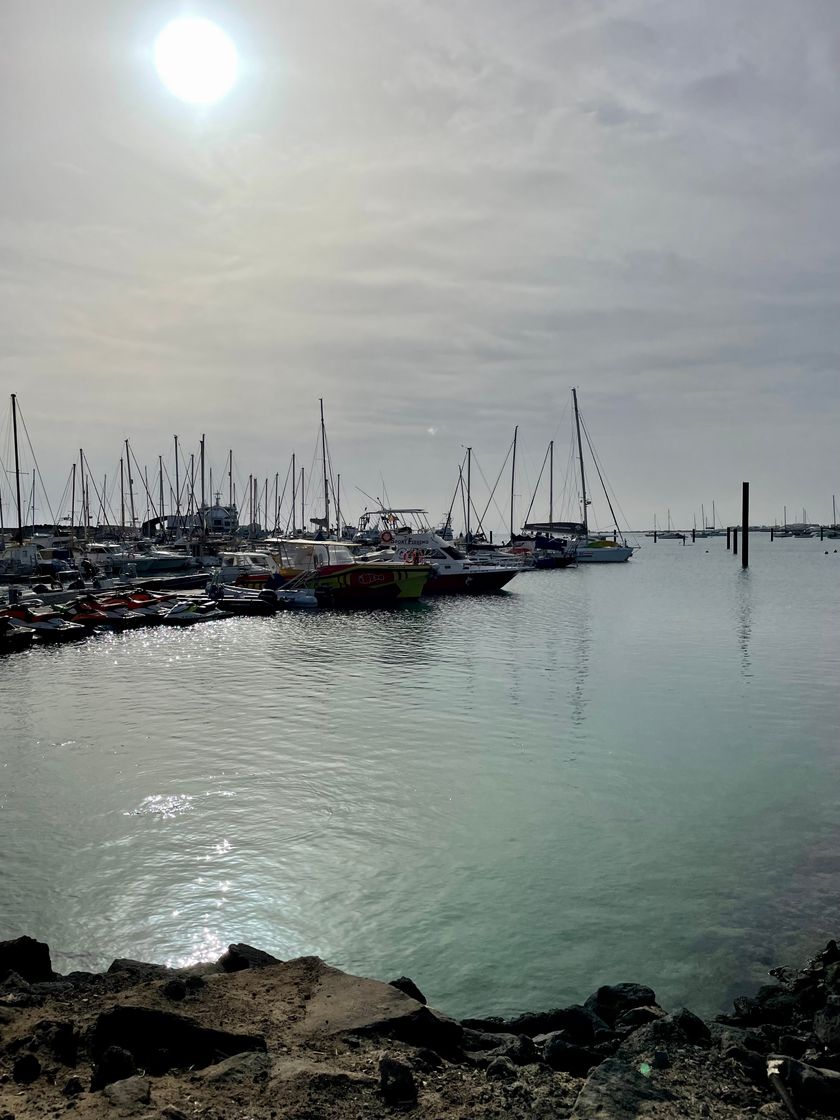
[380,530,394,544]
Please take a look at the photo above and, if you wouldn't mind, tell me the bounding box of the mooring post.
[820,525,824,541]
[692,528,696,543]
[727,526,731,549]
[733,526,739,556]
[770,526,774,541]
[741,482,749,569]
[653,529,658,542]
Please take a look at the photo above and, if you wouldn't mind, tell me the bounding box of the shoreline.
[4,935,840,1118]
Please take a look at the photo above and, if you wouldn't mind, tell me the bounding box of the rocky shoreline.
[4,936,840,1118]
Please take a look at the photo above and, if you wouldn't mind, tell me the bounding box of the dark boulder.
[584,983,657,1028]
[161,979,187,1002]
[216,944,282,972]
[669,1007,711,1045]
[103,1075,151,1110]
[777,1034,808,1059]
[61,1076,83,1097]
[92,1005,266,1073]
[34,1020,78,1065]
[486,1055,517,1081]
[619,1010,711,1060]
[388,976,426,1005]
[570,1057,670,1118]
[379,1054,417,1105]
[463,1003,608,1044]
[106,959,171,981]
[475,1034,538,1068]
[541,1033,601,1076]
[0,937,53,984]
[614,1005,666,1032]
[815,999,840,1050]
[769,1055,840,1116]
[90,1045,137,1090]
[12,1053,41,1085]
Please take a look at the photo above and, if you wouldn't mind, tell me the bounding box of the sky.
[1,0,839,534]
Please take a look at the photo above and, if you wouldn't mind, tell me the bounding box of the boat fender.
[380,531,394,544]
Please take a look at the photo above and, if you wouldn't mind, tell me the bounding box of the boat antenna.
[572,387,588,534]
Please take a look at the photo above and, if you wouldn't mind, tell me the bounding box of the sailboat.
[568,388,635,563]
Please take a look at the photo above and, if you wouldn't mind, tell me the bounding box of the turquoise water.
[2,534,840,1017]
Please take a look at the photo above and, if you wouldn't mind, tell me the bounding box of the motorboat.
[264,538,430,606]
[368,528,522,594]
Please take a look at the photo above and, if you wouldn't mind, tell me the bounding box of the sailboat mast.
[119,458,125,531]
[465,446,472,539]
[125,440,136,530]
[291,453,296,534]
[834,494,837,526]
[572,387,588,534]
[11,394,24,546]
[336,474,341,537]
[320,398,330,534]
[228,450,233,511]
[509,425,518,540]
[159,455,165,532]
[549,440,554,525]
[174,436,180,529]
[200,434,206,534]
[80,450,87,543]
[70,462,76,541]
[300,467,305,530]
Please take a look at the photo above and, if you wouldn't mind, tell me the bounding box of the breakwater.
[4,934,840,1118]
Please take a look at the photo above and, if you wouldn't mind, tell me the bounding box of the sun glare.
[154,18,239,105]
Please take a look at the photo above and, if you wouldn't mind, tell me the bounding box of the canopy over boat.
[522,521,586,535]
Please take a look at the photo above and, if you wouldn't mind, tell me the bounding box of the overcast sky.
[1,0,838,533]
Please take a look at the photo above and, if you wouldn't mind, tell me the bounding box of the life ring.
[380,530,394,544]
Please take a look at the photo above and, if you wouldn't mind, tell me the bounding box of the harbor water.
[2,534,840,1017]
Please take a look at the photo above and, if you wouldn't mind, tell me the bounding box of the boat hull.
[576,545,634,563]
[312,563,429,606]
[424,568,518,594]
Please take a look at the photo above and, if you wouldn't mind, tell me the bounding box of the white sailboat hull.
[576,545,634,563]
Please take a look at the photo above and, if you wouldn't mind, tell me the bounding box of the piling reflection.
[735,569,752,678]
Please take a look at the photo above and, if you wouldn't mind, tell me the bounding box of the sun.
[154,18,239,105]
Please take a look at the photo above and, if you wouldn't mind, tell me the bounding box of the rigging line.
[580,416,622,534]
[522,443,551,526]
[445,451,468,531]
[475,440,513,534]
[17,405,57,525]
[127,443,160,524]
[472,453,507,530]
[578,413,632,531]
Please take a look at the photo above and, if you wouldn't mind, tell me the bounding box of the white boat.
[570,389,636,563]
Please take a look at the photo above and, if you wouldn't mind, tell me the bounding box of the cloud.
[1,0,839,530]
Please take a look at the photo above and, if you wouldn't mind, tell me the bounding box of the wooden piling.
[770,527,774,541]
[727,526,731,549]
[733,527,739,555]
[741,482,749,569]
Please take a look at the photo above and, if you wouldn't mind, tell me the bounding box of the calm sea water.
[2,534,840,1018]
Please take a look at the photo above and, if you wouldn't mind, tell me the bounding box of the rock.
[388,976,426,1005]
[584,983,657,1028]
[0,971,33,994]
[61,1076,83,1097]
[92,1005,266,1073]
[216,943,282,972]
[467,1034,538,1068]
[570,1057,670,1118]
[769,1055,840,1116]
[486,1055,517,1080]
[722,1044,767,1083]
[159,1109,188,1120]
[90,1046,137,1090]
[652,1049,670,1069]
[463,1003,608,1043]
[105,959,170,981]
[34,1019,79,1065]
[669,1007,712,1045]
[542,1033,601,1076]
[614,1005,666,1032]
[102,1075,151,1111]
[161,979,186,1002]
[379,1054,417,1105]
[815,998,840,1049]
[0,936,53,983]
[297,961,462,1058]
[198,1051,270,1084]
[619,1011,711,1059]
[462,1028,510,1052]
[777,1034,808,1059]
[12,1053,41,1084]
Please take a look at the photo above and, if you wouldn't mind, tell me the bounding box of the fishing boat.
[265,538,430,606]
[364,519,522,594]
[206,576,278,616]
